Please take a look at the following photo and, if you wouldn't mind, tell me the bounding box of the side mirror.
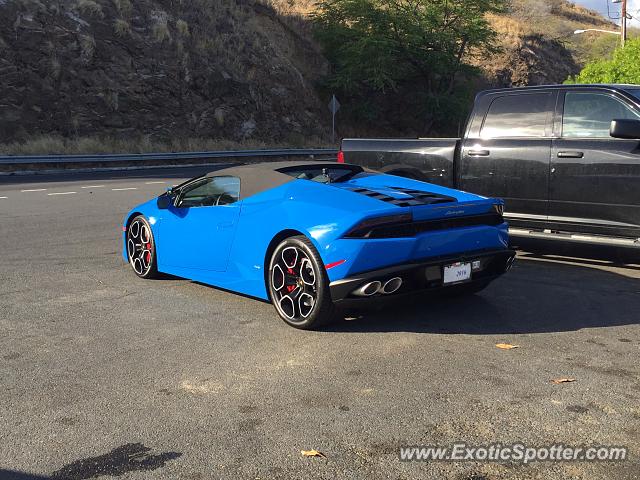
[610,119,640,139]
[157,193,173,210]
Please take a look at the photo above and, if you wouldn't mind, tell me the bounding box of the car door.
[158,175,241,272]
[550,90,640,237]
[459,91,555,224]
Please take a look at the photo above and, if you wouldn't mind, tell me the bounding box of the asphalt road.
[1,167,639,480]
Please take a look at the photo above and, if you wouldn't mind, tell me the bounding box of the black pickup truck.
[340,84,640,247]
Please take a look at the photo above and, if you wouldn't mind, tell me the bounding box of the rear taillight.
[337,150,345,163]
[344,213,412,238]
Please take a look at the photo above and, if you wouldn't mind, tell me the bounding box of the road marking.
[48,192,77,196]
[112,187,138,191]
[145,181,167,184]
[0,196,7,199]
[21,188,46,192]
[81,185,105,189]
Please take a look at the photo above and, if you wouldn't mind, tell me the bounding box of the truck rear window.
[481,93,551,138]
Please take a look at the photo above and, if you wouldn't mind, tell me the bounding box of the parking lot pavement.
[1,169,639,480]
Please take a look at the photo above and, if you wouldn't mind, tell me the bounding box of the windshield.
[623,88,640,101]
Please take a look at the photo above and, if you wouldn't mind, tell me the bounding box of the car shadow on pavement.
[0,471,50,480]
[326,257,640,335]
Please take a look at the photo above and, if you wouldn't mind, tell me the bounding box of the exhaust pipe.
[381,277,403,294]
[352,281,382,297]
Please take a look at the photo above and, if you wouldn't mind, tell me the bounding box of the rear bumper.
[329,248,515,305]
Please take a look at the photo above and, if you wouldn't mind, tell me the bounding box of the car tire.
[126,215,159,279]
[267,235,336,329]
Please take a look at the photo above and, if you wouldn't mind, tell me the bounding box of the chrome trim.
[381,277,402,294]
[352,281,382,297]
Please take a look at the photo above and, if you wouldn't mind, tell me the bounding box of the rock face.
[0,0,329,144]
[483,34,580,87]
[0,0,616,146]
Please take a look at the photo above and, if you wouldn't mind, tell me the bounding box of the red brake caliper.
[145,243,151,262]
[286,267,296,292]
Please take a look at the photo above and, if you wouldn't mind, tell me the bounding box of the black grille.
[346,213,505,239]
[348,187,455,207]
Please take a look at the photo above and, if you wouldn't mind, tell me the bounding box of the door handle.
[467,149,490,157]
[557,151,584,158]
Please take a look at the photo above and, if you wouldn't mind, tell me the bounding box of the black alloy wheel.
[126,215,159,279]
[268,236,335,329]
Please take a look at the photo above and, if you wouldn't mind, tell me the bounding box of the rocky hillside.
[0,0,622,150]
[0,0,329,147]
[478,0,620,87]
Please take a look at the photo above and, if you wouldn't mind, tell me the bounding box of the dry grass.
[151,11,172,43]
[486,14,529,46]
[113,18,131,37]
[0,135,331,156]
[77,0,104,18]
[113,0,132,18]
[176,19,190,37]
[79,34,96,63]
[264,0,317,17]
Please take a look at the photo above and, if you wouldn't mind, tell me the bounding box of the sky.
[576,0,640,28]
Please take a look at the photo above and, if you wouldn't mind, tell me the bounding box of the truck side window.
[481,93,550,138]
[562,92,640,138]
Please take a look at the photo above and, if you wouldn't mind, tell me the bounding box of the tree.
[566,38,640,84]
[312,0,506,135]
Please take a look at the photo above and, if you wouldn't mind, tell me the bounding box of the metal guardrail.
[0,148,339,165]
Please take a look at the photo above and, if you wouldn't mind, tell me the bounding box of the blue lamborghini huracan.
[122,161,515,329]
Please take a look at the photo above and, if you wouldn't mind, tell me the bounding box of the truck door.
[550,90,640,238]
[459,91,555,225]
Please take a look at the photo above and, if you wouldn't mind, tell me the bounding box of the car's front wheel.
[126,215,159,279]
[267,236,335,329]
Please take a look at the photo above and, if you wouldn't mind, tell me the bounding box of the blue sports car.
[122,161,515,329]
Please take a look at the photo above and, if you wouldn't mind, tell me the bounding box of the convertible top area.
[205,161,365,199]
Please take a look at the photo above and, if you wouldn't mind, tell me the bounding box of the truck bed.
[341,138,459,187]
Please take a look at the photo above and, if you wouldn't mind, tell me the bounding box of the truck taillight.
[337,150,345,163]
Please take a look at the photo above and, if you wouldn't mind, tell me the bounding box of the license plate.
[443,262,471,284]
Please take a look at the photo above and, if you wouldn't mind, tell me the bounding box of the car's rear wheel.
[268,236,335,329]
[126,215,159,279]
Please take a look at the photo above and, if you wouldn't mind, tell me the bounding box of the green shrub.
[313,0,506,135]
[566,38,640,84]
